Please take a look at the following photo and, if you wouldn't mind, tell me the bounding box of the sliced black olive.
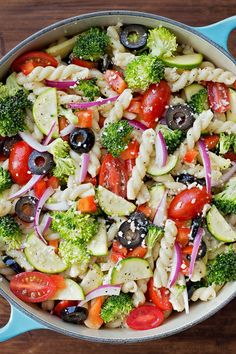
[28,151,54,175]
[69,128,95,154]
[98,54,113,73]
[0,137,6,153]
[117,212,149,249]
[186,280,195,300]
[2,256,24,274]
[15,196,38,223]
[2,135,21,157]
[120,25,148,50]
[61,306,88,324]
[187,241,207,261]
[175,173,205,186]
[189,216,203,242]
[165,104,195,131]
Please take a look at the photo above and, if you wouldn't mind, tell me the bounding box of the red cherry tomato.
[47,176,60,189]
[53,300,78,317]
[104,70,127,94]
[11,51,58,75]
[126,304,164,330]
[180,257,190,276]
[176,227,191,247]
[10,272,57,303]
[99,154,128,198]
[202,134,219,150]
[224,151,236,161]
[50,275,66,290]
[168,186,211,221]
[125,159,136,177]
[207,82,230,113]
[141,81,171,128]
[8,141,33,185]
[33,179,47,199]
[120,140,140,160]
[71,58,97,69]
[147,279,172,311]
[127,246,147,258]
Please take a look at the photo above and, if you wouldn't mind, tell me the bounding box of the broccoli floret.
[72,27,109,62]
[218,133,235,155]
[0,215,22,251]
[101,292,134,323]
[0,83,9,100]
[147,26,177,58]
[207,248,236,285]
[58,239,90,267]
[101,120,133,157]
[124,54,164,91]
[75,79,100,101]
[0,89,31,137]
[6,73,22,96]
[146,224,164,257]
[48,138,76,181]
[158,125,185,154]
[51,207,99,245]
[0,167,12,193]
[213,177,236,214]
[189,89,209,114]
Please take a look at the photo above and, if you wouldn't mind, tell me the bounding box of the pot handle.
[194,16,236,52]
[0,302,47,342]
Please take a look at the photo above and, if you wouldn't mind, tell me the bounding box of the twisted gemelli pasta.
[16,65,89,84]
[132,279,149,307]
[41,300,55,311]
[0,185,20,217]
[127,129,155,200]
[89,69,117,98]
[107,24,126,55]
[153,219,177,288]
[191,286,216,302]
[122,281,138,293]
[208,119,236,134]
[169,275,185,312]
[88,138,101,177]
[191,260,207,282]
[112,52,135,69]
[104,89,133,126]
[136,184,150,205]
[165,67,236,92]
[186,110,214,149]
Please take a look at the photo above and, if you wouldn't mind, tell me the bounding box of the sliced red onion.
[78,285,121,307]
[45,79,77,89]
[39,214,52,234]
[34,186,54,243]
[19,132,49,152]
[68,95,119,109]
[123,112,137,120]
[198,140,211,194]
[45,201,70,211]
[168,242,182,288]
[9,175,42,199]
[79,153,90,183]
[212,161,236,187]
[189,227,204,279]
[153,191,167,227]
[155,131,168,167]
[43,121,57,146]
[60,123,75,137]
[159,118,167,125]
[124,119,148,131]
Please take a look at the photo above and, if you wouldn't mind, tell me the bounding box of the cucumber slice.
[184,83,205,102]
[147,155,178,176]
[227,89,236,122]
[97,186,136,216]
[162,53,203,69]
[206,205,236,242]
[80,264,103,294]
[33,88,59,138]
[46,36,78,59]
[148,184,165,210]
[24,233,67,273]
[51,279,84,300]
[111,258,153,285]
[87,221,108,256]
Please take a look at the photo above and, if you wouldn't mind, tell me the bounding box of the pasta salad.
[0,22,236,331]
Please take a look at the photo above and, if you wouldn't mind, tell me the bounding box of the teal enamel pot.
[0,10,235,343]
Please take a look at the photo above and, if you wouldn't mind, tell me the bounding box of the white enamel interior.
[0,11,235,343]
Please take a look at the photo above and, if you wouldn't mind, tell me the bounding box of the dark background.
[0,1,235,353]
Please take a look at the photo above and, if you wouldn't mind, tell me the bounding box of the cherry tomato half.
[168,186,211,221]
[99,154,128,198]
[104,70,127,94]
[141,81,171,128]
[202,134,219,150]
[207,82,230,113]
[9,141,33,185]
[11,51,58,75]
[147,279,172,311]
[10,272,57,303]
[126,304,164,330]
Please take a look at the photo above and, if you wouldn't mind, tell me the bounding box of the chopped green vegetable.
[147,26,177,58]
[75,79,100,101]
[0,166,13,193]
[124,54,164,91]
[58,239,90,267]
[72,27,109,62]
[158,125,185,154]
[101,292,134,323]
[101,120,133,157]
[0,215,22,251]
[189,89,209,114]
[218,133,236,155]
[207,248,236,285]
[213,177,236,214]
[146,224,164,258]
